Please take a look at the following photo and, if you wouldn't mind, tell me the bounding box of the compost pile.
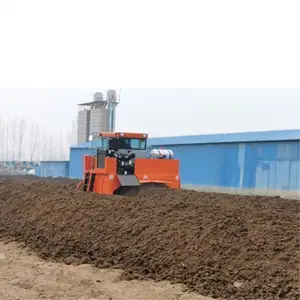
[0,174,78,184]
[0,180,299,300]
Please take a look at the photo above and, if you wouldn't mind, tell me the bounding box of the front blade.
[117,175,140,186]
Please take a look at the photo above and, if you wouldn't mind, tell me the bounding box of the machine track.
[114,183,168,197]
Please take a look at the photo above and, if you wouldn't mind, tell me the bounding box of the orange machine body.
[77,131,180,195]
[98,132,148,139]
[80,154,180,195]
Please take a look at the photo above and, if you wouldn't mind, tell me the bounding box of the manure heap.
[0,180,299,300]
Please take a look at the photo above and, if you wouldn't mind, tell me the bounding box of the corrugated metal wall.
[36,161,70,178]
[68,139,300,196]
[149,141,300,192]
[69,148,96,179]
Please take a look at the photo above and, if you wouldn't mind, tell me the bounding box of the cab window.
[119,138,146,150]
[92,137,109,150]
[131,138,146,150]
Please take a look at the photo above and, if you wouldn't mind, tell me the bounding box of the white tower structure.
[77,90,120,144]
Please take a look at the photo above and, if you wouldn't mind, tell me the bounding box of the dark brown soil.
[0,174,78,185]
[0,180,299,300]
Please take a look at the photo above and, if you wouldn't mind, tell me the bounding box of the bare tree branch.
[5,126,9,161]
[28,124,40,161]
[60,132,64,160]
[0,120,7,163]
[17,118,26,162]
[1,118,68,163]
[10,118,17,161]
[49,136,54,160]
[40,132,47,161]
[0,118,2,162]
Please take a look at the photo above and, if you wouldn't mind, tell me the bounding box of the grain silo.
[106,89,119,132]
[89,92,109,136]
[77,90,119,144]
[77,105,91,145]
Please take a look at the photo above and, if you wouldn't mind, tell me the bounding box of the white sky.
[0,0,299,88]
[0,0,299,159]
[0,88,299,138]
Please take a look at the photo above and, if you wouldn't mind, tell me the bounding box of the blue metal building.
[149,130,300,194]
[35,161,70,178]
[65,129,300,195]
[69,142,97,179]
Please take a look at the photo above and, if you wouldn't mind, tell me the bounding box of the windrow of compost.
[0,180,299,300]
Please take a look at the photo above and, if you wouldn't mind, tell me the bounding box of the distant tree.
[10,118,17,160]
[40,132,47,161]
[17,118,26,161]
[0,118,2,161]
[28,124,40,161]
[1,118,70,162]
[1,120,6,162]
[56,132,65,160]
[0,118,4,162]
[5,126,9,161]
[49,135,54,160]
[2,124,5,162]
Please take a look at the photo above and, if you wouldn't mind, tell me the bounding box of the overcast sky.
[0,88,299,139]
[0,1,299,88]
[0,1,299,161]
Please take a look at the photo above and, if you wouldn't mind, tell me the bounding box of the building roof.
[78,100,107,106]
[40,161,70,163]
[149,129,300,146]
[71,129,300,149]
[71,141,93,149]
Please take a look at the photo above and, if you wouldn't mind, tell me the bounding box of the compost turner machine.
[77,132,180,195]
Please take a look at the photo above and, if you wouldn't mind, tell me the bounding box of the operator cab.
[90,132,148,175]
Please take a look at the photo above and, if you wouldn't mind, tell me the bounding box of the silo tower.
[106,89,119,132]
[89,92,109,136]
[77,90,120,144]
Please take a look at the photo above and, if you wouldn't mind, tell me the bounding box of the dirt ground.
[0,179,299,299]
[0,242,211,300]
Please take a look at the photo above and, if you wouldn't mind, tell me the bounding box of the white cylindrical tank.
[107,89,117,102]
[150,149,174,159]
[93,92,104,102]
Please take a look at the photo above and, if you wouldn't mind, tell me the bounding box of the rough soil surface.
[0,174,78,185]
[0,180,299,300]
[0,242,211,300]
